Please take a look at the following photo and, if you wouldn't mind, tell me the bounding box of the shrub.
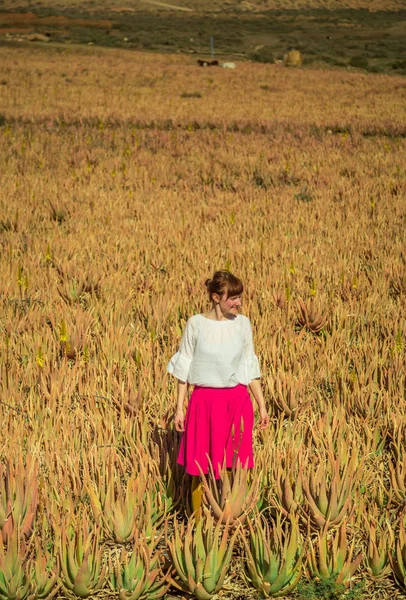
[349,55,369,69]
[285,49,302,67]
[392,59,406,71]
[297,576,365,600]
[249,46,274,64]
[180,92,202,99]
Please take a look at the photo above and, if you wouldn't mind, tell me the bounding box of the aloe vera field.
[0,41,405,600]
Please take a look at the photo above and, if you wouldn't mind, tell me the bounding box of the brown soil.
[0,12,114,29]
[0,27,34,33]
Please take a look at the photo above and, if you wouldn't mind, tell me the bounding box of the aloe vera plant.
[388,429,406,505]
[167,509,238,599]
[109,529,169,600]
[141,481,174,541]
[0,529,33,600]
[59,519,107,598]
[301,444,359,529]
[241,513,304,597]
[198,459,260,525]
[88,471,146,543]
[29,545,60,599]
[269,373,308,418]
[308,522,362,587]
[0,457,38,541]
[272,448,304,517]
[365,516,392,580]
[389,516,406,590]
[296,298,326,336]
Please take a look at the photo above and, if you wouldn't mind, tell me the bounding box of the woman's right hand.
[174,408,185,432]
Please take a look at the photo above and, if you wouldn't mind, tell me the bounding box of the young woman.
[167,270,270,515]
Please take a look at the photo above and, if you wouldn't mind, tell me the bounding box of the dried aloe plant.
[29,543,60,600]
[167,509,238,599]
[55,259,102,305]
[263,444,304,518]
[389,266,406,298]
[141,480,174,540]
[88,474,146,544]
[296,298,326,336]
[150,416,185,506]
[389,516,406,590]
[198,459,260,525]
[0,456,38,541]
[241,513,304,597]
[388,427,406,505]
[269,373,308,418]
[301,442,360,530]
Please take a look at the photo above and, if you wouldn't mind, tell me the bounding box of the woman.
[167,270,270,514]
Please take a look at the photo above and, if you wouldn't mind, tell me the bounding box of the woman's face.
[218,292,242,317]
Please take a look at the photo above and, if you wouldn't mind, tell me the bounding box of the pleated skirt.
[177,384,254,478]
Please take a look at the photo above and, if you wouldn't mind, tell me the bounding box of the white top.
[167,314,261,388]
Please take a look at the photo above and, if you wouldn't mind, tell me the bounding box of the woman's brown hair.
[205,270,243,301]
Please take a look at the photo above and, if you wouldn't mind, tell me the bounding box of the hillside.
[0,0,405,75]
[3,0,406,12]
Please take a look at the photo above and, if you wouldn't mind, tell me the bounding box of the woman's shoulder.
[186,313,206,327]
[238,313,251,326]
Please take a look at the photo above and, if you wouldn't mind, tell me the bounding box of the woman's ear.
[212,293,220,304]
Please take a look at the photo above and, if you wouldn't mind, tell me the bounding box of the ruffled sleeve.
[167,317,196,382]
[243,317,261,381]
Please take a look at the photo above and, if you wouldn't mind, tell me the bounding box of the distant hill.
[4,0,406,12]
[1,0,405,76]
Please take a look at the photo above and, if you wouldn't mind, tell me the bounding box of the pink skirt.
[177,384,254,478]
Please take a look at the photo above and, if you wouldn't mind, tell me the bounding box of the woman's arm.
[249,378,270,429]
[174,380,188,432]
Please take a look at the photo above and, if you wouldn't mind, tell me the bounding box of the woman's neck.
[206,304,234,321]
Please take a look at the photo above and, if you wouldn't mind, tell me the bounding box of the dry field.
[0,44,405,599]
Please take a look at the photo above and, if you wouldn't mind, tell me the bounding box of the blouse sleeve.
[244,318,261,380]
[167,318,196,382]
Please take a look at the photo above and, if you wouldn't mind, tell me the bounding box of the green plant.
[0,531,32,600]
[109,531,169,599]
[295,189,313,203]
[180,92,202,99]
[0,457,38,542]
[349,56,369,69]
[198,459,260,525]
[308,523,362,587]
[241,513,304,597]
[29,544,60,600]
[167,509,238,599]
[249,46,274,64]
[296,575,364,599]
[59,519,107,598]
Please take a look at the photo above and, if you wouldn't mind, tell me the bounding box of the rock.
[25,33,50,43]
[197,59,219,67]
[222,62,236,69]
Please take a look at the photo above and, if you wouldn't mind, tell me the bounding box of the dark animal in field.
[197,59,219,67]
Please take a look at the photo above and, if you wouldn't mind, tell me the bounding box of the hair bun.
[204,278,212,290]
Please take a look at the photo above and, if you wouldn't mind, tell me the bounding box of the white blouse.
[167,314,261,388]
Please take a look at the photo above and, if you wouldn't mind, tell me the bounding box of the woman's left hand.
[258,407,270,429]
